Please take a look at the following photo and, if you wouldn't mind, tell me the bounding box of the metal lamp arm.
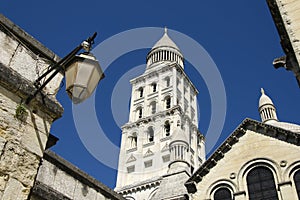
[25,32,97,105]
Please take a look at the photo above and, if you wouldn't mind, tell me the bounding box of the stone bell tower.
[115,28,205,199]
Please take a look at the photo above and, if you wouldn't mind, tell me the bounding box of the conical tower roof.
[146,27,184,68]
[259,88,274,108]
[152,27,181,51]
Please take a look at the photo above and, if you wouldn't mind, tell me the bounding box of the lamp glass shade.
[65,53,104,104]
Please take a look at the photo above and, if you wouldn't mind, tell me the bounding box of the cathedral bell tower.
[115,28,205,200]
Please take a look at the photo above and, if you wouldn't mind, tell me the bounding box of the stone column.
[278,182,297,200]
[234,191,246,200]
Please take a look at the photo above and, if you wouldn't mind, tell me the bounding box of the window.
[144,160,153,168]
[162,155,170,163]
[166,96,171,109]
[294,170,300,198]
[147,127,154,142]
[129,133,137,148]
[150,101,156,114]
[127,165,135,173]
[165,77,170,87]
[151,83,157,92]
[214,188,232,200]
[247,167,278,200]
[137,107,142,119]
[138,87,143,98]
[164,121,170,136]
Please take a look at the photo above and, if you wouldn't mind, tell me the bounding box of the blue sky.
[1,1,300,189]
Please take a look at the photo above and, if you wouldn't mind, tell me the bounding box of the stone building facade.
[267,0,300,86]
[185,90,300,199]
[0,14,123,200]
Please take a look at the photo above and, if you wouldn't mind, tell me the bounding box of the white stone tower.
[115,28,205,199]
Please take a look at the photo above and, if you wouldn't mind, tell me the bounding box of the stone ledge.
[0,62,63,120]
[43,150,125,200]
[32,180,72,200]
[116,176,162,194]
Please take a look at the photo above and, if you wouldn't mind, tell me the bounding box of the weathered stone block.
[53,168,77,198]
[0,173,8,191]
[0,141,40,187]
[35,158,56,188]
[0,30,19,67]
[20,121,48,157]
[2,177,30,200]
[96,193,107,200]
[73,181,98,200]
[0,136,6,155]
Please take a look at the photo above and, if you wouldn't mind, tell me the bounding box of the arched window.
[137,107,142,119]
[150,101,156,114]
[138,87,143,98]
[214,188,232,200]
[165,96,171,109]
[151,83,157,92]
[147,127,154,142]
[129,133,137,148]
[164,121,170,136]
[165,77,170,87]
[294,170,300,198]
[246,166,278,200]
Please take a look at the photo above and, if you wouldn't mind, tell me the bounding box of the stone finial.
[164,27,168,34]
[261,88,265,95]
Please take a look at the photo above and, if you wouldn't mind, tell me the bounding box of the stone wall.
[186,120,300,199]
[267,0,300,85]
[0,14,63,199]
[30,151,124,200]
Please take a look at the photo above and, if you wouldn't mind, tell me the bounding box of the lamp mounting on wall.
[25,32,104,105]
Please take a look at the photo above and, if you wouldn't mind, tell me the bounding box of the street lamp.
[25,32,104,105]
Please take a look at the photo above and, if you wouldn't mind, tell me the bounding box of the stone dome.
[146,27,184,68]
[259,88,274,108]
[152,28,181,51]
[171,128,188,144]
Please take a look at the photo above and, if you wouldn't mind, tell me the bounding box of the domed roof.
[171,128,188,143]
[152,27,181,51]
[266,120,300,134]
[259,88,274,108]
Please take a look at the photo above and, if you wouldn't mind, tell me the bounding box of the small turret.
[258,88,278,123]
[168,122,190,174]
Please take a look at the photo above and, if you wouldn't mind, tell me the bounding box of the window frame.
[147,126,154,143]
[136,107,143,119]
[246,166,279,200]
[294,170,300,199]
[165,96,171,109]
[150,101,156,114]
[213,187,233,200]
[138,87,144,98]
[164,121,171,137]
[151,83,157,93]
[165,77,170,87]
